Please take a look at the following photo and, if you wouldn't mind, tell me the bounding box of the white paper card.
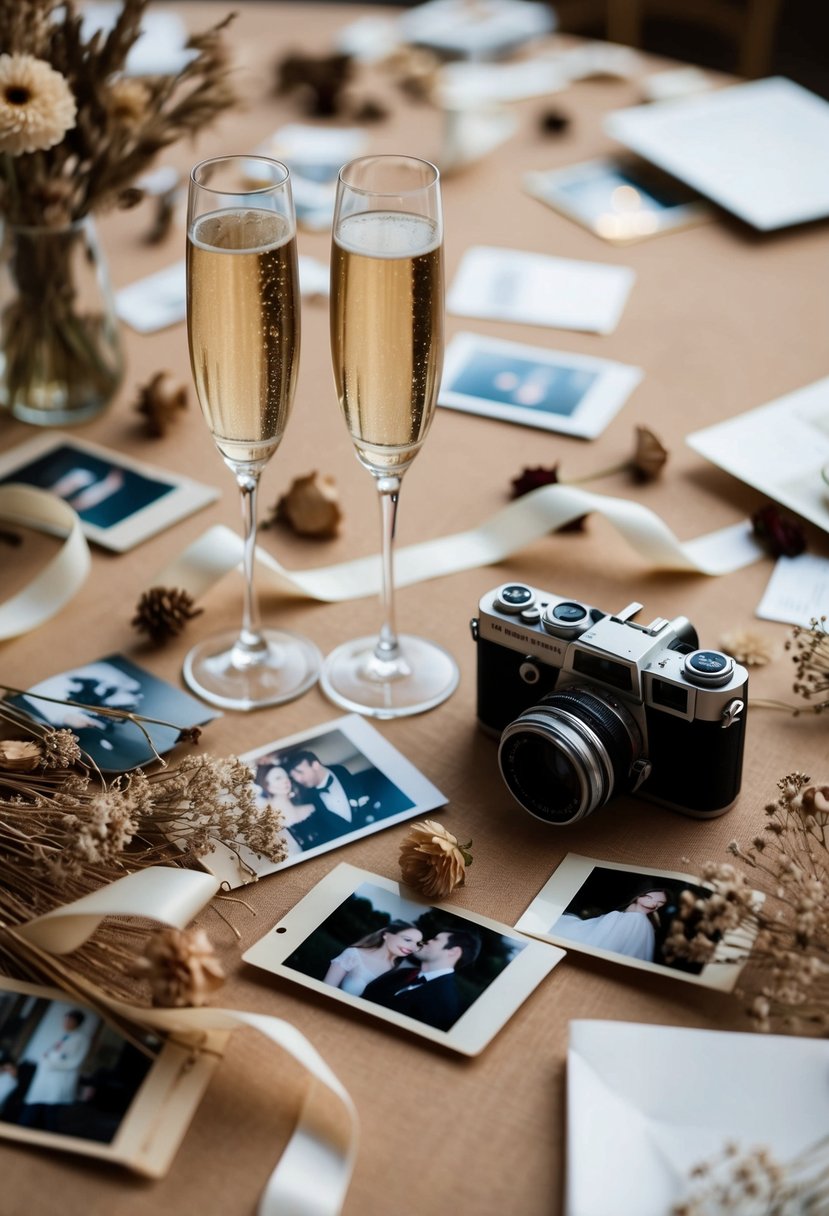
[687,375,829,538]
[605,77,829,231]
[567,1020,829,1216]
[756,553,829,627]
[447,246,635,334]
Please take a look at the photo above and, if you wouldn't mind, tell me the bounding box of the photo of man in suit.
[283,749,371,849]
[361,929,482,1032]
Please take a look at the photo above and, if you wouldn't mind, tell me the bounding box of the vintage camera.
[470,582,748,825]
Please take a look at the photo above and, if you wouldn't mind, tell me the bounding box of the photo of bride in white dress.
[553,887,671,962]
[323,921,423,997]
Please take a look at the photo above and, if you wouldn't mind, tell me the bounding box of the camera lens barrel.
[498,686,645,825]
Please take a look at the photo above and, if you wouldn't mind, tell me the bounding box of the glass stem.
[233,468,268,666]
[375,474,402,662]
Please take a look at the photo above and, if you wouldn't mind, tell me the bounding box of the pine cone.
[132,586,202,645]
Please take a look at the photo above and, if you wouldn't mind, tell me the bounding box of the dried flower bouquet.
[0,0,235,418]
[0,689,286,1027]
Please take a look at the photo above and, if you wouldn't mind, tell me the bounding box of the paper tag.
[756,552,829,626]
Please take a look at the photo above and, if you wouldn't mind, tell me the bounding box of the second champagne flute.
[323,154,459,718]
[184,155,321,711]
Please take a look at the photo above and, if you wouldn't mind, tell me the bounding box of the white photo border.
[0,432,219,552]
[515,852,758,992]
[439,331,643,439]
[243,862,565,1056]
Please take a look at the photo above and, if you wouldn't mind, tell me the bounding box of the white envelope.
[567,1020,829,1216]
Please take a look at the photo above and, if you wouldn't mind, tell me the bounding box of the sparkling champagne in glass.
[183,155,321,710]
[322,155,458,718]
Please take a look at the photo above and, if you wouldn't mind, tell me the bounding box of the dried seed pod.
[132,586,203,645]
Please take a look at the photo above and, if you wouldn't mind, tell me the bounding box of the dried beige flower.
[399,820,472,898]
[720,628,775,668]
[0,54,76,155]
[271,471,343,539]
[133,926,225,1007]
[0,739,42,771]
[134,370,188,438]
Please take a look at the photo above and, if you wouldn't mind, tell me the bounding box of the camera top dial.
[541,600,591,640]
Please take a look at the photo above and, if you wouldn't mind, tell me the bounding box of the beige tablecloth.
[2,5,828,1214]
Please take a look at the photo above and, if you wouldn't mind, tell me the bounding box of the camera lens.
[497,686,644,824]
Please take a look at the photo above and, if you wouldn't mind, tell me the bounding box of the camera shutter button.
[520,605,542,623]
[519,658,542,685]
[683,650,734,687]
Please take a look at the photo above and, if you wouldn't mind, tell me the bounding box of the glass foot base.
[183,628,321,711]
[320,634,459,719]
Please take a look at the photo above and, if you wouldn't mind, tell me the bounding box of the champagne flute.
[183,155,321,710]
[322,155,459,718]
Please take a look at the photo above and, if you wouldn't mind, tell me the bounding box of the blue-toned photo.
[448,351,598,418]
[9,654,217,772]
[0,443,173,529]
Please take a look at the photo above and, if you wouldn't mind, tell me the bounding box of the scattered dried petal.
[399,820,472,898]
[631,425,669,481]
[0,739,42,771]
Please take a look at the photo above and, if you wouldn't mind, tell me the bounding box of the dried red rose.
[510,464,587,532]
[751,504,807,558]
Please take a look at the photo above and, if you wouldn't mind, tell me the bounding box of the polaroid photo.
[0,976,223,1176]
[200,715,446,889]
[7,654,219,772]
[446,245,635,335]
[0,433,218,552]
[440,331,642,438]
[243,863,564,1055]
[524,155,710,243]
[515,854,757,991]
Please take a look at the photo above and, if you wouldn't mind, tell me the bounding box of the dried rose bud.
[133,926,225,1007]
[134,371,188,438]
[270,471,342,539]
[399,820,472,898]
[798,785,829,817]
[510,464,587,532]
[751,503,806,558]
[631,426,668,481]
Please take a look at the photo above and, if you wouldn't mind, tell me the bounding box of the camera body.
[471,582,748,824]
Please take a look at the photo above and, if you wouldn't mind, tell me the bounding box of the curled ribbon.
[0,483,90,640]
[156,483,764,603]
[15,867,357,1216]
[0,482,763,641]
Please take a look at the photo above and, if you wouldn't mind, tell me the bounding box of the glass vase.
[0,216,123,426]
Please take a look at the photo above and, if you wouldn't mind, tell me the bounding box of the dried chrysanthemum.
[133,926,225,1007]
[399,820,472,898]
[268,471,343,539]
[0,54,77,155]
[720,628,775,668]
[133,370,188,438]
[132,586,203,645]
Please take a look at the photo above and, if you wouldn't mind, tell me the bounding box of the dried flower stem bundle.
[673,1135,829,1216]
[665,773,829,1035]
[751,618,829,718]
[0,689,286,1020]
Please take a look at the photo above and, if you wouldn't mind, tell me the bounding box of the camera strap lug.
[630,757,652,791]
[470,617,480,642]
[721,698,745,729]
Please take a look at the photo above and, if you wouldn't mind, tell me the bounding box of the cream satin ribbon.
[157,483,763,603]
[1,482,763,641]
[14,867,357,1216]
[0,483,90,640]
